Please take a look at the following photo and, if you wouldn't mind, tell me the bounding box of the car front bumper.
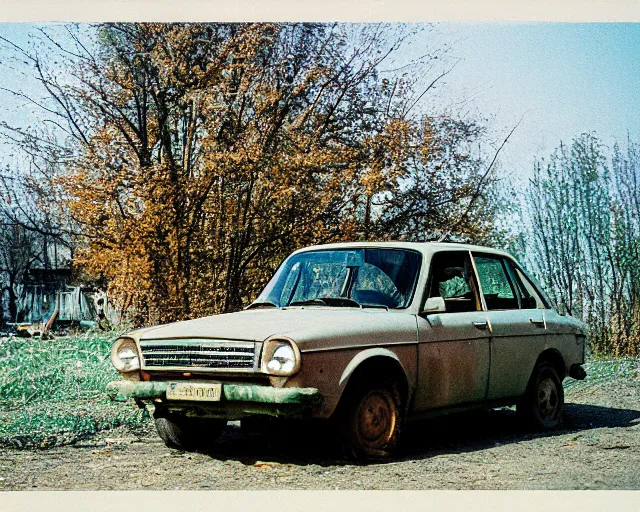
[106,380,322,419]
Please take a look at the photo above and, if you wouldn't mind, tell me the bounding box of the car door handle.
[473,321,489,330]
[530,318,546,328]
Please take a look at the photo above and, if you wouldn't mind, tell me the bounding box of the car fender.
[339,347,408,388]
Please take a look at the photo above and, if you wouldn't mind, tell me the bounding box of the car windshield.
[253,248,422,309]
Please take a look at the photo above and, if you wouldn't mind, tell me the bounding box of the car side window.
[426,251,481,313]
[505,261,547,309]
[473,255,519,311]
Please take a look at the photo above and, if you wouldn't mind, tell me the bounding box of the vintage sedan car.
[106,242,587,459]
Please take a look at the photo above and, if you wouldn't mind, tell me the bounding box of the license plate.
[166,382,222,402]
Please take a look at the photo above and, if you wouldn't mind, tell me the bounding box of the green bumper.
[106,380,321,406]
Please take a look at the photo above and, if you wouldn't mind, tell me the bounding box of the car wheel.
[338,378,402,460]
[517,361,564,429]
[154,411,225,452]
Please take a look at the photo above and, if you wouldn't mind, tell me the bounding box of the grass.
[0,334,149,449]
[564,356,640,391]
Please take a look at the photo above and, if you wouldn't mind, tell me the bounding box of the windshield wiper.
[289,297,362,308]
[246,301,279,309]
[361,303,389,310]
[288,298,329,307]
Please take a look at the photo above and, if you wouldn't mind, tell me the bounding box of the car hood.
[135,308,418,351]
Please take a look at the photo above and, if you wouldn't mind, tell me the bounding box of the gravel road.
[2,367,639,490]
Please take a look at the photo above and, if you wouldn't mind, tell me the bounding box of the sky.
[413,22,640,184]
[0,22,638,187]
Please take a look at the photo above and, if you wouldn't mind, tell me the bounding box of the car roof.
[292,241,515,260]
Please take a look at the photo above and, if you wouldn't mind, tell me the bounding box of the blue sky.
[413,22,640,182]
[0,22,638,185]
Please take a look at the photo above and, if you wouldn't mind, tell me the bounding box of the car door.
[472,253,548,400]
[414,250,491,411]
[510,263,582,376]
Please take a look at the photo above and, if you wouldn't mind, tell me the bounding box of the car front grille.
[139,339,260,372]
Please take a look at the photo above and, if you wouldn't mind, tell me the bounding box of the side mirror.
[422,296,446,314]
[557,303,567,316]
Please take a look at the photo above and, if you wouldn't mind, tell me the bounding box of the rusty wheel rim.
[537,377,559,420]
[357,391,396,445]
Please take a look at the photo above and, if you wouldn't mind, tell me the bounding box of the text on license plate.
[166,382,222,401]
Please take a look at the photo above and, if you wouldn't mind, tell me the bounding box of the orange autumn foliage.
[5,23,502,326]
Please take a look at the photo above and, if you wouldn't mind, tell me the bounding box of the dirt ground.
[2,372,639,490]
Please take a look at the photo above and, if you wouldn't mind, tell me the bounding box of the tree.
[360,114,506,243]
[526,133,640,356]
[0,220,40,322]
[1,22,505,326]
[610,137,640,355]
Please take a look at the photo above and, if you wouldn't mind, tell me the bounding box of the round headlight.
[261,338,300,376]
[267,344,295,373]
[110,337,141,372]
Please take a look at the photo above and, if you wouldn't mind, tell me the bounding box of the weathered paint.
[338,347,404,387]
[223,384,320,404]
[285,343,418,418]
[415,311,491,410]
[108,241,587,425]
[106,381,168,402]
[106,380,321,406]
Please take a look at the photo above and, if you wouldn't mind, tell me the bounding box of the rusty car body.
[106,242,587,459]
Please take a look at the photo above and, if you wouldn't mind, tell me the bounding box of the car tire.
[337,377,402,460]
[517,361,564,429]
[154,411,225,452]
